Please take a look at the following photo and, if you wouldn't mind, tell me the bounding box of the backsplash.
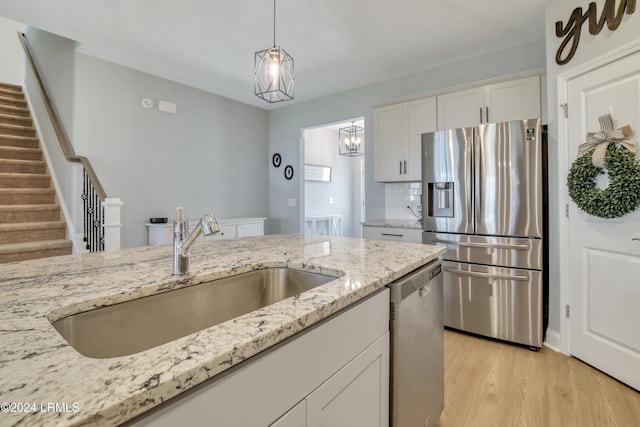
[384,182,422,220]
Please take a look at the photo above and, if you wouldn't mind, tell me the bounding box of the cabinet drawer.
[363,226,422,244]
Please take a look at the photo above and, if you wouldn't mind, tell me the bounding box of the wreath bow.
[577,114,636,167]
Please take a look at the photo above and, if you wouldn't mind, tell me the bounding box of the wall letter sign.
[555,0,636,65]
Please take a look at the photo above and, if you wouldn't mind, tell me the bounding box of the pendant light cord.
[273,0,276,47]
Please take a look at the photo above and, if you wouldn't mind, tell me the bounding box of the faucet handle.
[176,207,185,222]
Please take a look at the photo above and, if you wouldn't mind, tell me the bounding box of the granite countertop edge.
[0,234,443,427]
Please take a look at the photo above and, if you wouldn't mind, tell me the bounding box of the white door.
[566,51,640,391]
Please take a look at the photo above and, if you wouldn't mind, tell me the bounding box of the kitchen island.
[0,234,443,426]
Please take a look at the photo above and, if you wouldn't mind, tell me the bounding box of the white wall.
[544,0,640,343]
[0,16,24,85]
[25,29,270,248]
[269,39,547,235]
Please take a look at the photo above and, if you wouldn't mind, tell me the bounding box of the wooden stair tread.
[0,146,42,160]
[0,104,29,116]
[0,88,24,100]
[0,82,22,92]
[0,239,72,255]
[0,113,32,126]
[0,145,41,154]
[0,158,46,166]
[0,188,55,194]
[0,95,27,107]
[0,204,60,211]
[0,220,66,230]
[0,123,36,137]
[0,171,49,177]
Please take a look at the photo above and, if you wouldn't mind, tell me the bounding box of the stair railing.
[17,31,119,252]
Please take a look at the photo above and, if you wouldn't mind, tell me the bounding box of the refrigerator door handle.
[431,237,530,250]
[443,266,528,281]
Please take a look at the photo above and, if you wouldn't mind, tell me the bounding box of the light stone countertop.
[362,218,423,229]
[0,234,443,427]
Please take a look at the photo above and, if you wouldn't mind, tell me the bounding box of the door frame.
[556,39,640,355]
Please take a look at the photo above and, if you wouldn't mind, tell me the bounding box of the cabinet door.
[374,104,405,181]
[484,75,541,123]
[405,97,437,181]
[206,224,236,240]
[306,332,389,427]
[437,87,484,130]
[270,400,306,427]
[237,221,264,238]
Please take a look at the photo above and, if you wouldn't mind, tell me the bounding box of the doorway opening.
[300,118,365,238]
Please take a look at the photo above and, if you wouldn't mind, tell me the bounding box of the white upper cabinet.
[436,87,485,130]
[437,75,542,130]
[484,75,541,124]
[374,97,437,182]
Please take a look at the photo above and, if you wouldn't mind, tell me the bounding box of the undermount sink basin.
[52,268,335,359]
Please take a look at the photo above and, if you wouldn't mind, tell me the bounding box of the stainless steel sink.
[52,268,335,358]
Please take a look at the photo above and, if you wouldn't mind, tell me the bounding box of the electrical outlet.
[288,198,297,207]
[329,197,334,204]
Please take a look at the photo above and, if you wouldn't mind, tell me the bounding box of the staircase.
[0,82,73,263]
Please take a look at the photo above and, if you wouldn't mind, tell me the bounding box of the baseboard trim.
[544,328,561,352]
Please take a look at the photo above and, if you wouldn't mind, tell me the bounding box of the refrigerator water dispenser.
[428,182,454,218]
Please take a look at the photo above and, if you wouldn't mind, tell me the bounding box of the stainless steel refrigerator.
[422,118,546,348]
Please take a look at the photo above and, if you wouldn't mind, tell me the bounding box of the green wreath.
[567,145,640,218]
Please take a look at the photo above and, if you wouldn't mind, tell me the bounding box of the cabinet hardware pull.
[381,233,404,237]
[443,267,528,281]
[485,106,489,123]
[633,237,640,241]
[399,160,402,175]
[403,160,407,174]
[480,107,483,123]
[431,237,529,250]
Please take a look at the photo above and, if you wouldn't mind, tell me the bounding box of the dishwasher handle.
[388,261,442,303]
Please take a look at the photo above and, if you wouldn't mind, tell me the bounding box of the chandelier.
[338,122,364,157]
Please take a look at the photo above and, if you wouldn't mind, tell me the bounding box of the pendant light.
[338,122,365,157]
[254,0,294,103]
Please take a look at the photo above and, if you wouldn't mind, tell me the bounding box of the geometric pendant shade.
[254,0,294,103]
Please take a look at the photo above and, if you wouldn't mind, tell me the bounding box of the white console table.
[304,214,342,237]
[146,217,266,246]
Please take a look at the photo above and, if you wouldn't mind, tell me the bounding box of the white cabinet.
[204,217,265,241]
[128,289,390,427]
[374,97,437,182]
[146,217,265,245]
[270,332,388,427]
[436,86,485,130]
[437,75,541,129]
[306,333,389,427]
[270,400,306,427]
[362,225,422,244]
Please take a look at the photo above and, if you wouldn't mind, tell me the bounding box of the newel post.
[102,198,124,252]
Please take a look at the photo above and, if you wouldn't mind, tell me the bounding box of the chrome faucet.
[173,207,220,276]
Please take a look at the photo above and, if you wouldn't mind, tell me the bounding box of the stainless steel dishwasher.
[388,259,444,427]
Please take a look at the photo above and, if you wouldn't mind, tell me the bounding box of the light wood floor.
[438,330,640,427]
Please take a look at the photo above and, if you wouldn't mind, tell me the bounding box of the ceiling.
[0,0,546,110]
